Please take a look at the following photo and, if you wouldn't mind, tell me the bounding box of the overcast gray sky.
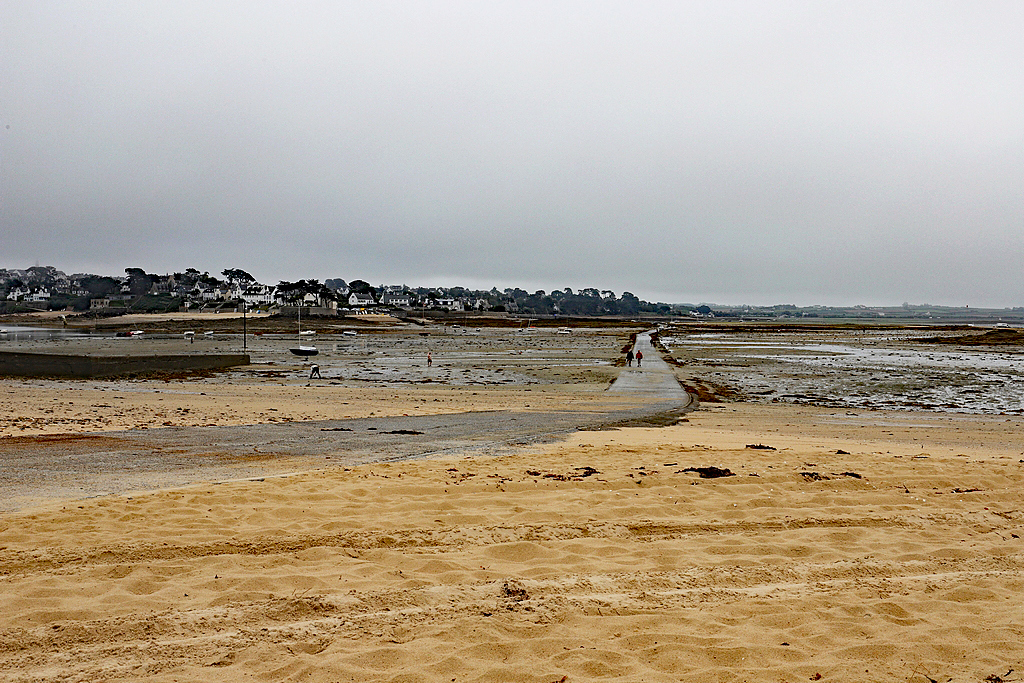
[2,2,1021,306]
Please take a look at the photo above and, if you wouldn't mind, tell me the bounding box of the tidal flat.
[1,317,1023,682]
[661,326,1024,415]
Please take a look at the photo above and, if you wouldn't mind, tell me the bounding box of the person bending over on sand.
[309,364,321,379]
[636,350,643,367]
[626,350,634,366]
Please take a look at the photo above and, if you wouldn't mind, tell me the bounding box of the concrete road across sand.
[608,331,692,400]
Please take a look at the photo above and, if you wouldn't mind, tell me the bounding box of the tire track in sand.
[0,515,919,576]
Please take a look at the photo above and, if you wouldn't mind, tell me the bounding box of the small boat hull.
[289,346,319,356]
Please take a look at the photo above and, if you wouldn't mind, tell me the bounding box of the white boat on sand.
[289,308,317,355]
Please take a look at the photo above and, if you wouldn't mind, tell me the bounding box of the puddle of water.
[0,326,89,340]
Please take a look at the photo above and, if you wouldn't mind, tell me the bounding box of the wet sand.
[1,324,1023,682]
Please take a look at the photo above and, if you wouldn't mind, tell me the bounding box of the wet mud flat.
[241,325,632,388]
[659,326,1024,415]
[1,325,632,387]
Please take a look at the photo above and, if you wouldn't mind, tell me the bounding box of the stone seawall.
[0,351,250,378]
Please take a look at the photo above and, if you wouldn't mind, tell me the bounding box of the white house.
[302,291,333,308]
[381,292,412,308]
[241,284,275,306]
[434,297,463,311]
[349,292,376,307]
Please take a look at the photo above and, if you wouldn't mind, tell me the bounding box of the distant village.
[0,265,669,317]
[2,265,1022,323]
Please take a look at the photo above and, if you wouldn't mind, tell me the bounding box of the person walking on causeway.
[635,350,643,367]
[626,350,634,366]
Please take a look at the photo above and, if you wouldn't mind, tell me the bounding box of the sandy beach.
[1,323,1023,682]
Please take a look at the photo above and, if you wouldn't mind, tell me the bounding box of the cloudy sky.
[2,2,1021,306]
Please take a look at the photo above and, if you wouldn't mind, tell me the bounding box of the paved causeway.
[608,331,692,401]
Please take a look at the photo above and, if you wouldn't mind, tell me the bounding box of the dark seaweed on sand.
[682,466,735,479]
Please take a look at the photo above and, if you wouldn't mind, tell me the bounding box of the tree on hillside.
[198,272,222,287]
[222,268,256,285]
[80,275,120,297]
[348,280,376,296]
[26,266,60,286]
[124,268,154,297]
[314,281,337,303]
[174,268,203,289]
[276,280,304,303]
[618,292,641,315]
[277,279,333,305]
